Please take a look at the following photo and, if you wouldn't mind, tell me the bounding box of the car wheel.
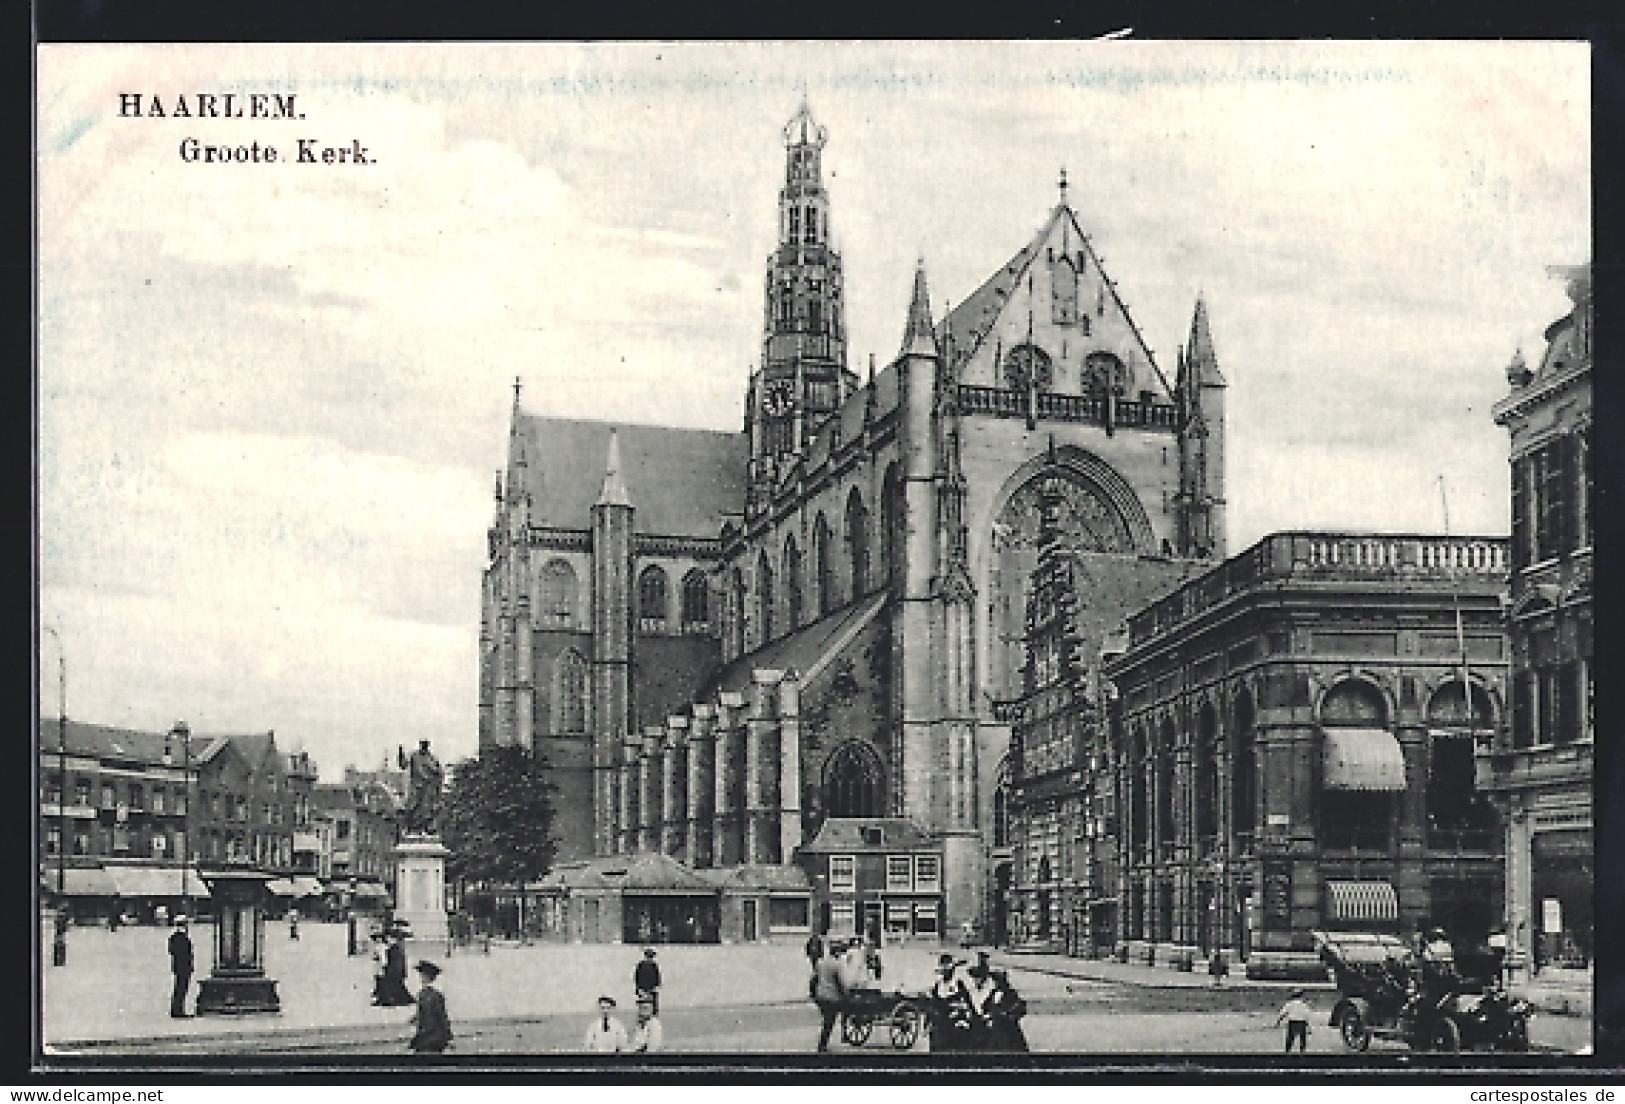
[1340,1008,1372,1052]
[891,1004,921,1050]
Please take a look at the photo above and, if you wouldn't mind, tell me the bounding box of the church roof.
[514,415,747,538]
[940,206,1063,364]
[700,590,889,699]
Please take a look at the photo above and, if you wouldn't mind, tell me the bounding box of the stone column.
[639,727,663,853]
[688,705,716,867]
[714,691,745,866]
[618,736,639,854]
[746,671,781,864]
[662,716,688,859]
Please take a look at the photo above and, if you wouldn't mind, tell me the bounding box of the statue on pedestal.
[398,739,444,836]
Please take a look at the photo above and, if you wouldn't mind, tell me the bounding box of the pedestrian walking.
[408,960,453,1053]
[374,926,416,1007]
[108,898,122,932]
[585,995,629,1053]
[804,930,824,970]
[1208,949,1229,987]
[167,915,194,1018]
[630,993,664,1053]
[926,953,976,1053]
[980,955,1029,1053]
[811,938,849,1052]
[634,947,662,1015]
[1275,988,1313,1053]
[289,908,300,940]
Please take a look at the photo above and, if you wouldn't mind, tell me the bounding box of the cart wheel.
[890,1003,921,1050]
[1430,1018,1461,1053]
[844,1015,873,1046]
[1339,1008,1371,1052]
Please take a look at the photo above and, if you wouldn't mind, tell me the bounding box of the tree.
[441,744,558,887]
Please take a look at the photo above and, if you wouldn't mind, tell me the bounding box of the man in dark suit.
[167,916,194,1017]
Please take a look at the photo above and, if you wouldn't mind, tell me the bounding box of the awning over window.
[1323,728,1407,791]
[106,864,208,898]
[1325,880,1400,923]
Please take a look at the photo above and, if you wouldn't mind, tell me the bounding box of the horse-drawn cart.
[838,988,925,1050]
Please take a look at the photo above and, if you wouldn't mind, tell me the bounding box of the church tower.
[746,98,857,511]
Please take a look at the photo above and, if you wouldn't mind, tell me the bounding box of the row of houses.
[37,720,408,923]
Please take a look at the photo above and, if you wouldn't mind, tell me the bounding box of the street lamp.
[167,722,192,915]
[42,626,67,967]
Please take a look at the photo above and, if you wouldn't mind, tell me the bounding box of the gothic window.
[637,565,669,632]
[539,559,578,628]
[1050,255,1079,326]
[992,757,1012,849]
[804,205,818,244]
[552,649,588,735]
[756,551,775,646]
[823,742,884,818]
[788,206,801,244]
[783,535,803,631]
[1083,351,1130,397]
[680,569,709,630]
[809,297,823,333]
[812,513,833,617]
[881,464,905,590]
[1002,342,1054,392]
[731,569,747,657]
[845,488,870,603]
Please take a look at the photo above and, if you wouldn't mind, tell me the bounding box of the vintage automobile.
[1315,930,1533,1053]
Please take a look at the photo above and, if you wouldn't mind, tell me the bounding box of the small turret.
[597,428,632,507]
[900,259,938,359]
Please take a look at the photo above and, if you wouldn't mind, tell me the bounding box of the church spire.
[1185,295,1225,387]
[596,429,632,507]
[900,259,938,358]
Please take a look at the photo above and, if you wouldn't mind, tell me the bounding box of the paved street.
[43,920,1591,1059]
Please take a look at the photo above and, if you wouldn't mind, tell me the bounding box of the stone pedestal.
[392,833,450,941]
[197,866,280,1015]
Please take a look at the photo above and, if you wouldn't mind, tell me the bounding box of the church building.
[479,100,1225,936]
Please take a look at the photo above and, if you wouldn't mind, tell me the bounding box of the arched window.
[812,513,833,617]
[1231,691,1257,845]
[1195,704,1220,846]
[1425,680,1499,848]
[552,649,588,735]
[680,569,709,631]
[822,742,884,818]
[637,565,669,632]
[1128,728,1149,858]
[756,551,775,646]
[539,559,578,628]
[992,757,1012,849]
[881,464,905,590]
[783,535,803,632]
[730,569,747,658]
[1003,342,1054,392]
[1320,679,1394,852]
[845,489,870,603]
[1155,720,1175,858]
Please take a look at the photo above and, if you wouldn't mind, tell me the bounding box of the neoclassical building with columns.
[479,100,1224,937]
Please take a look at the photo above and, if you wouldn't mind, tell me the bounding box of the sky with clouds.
[36,41,1589,780]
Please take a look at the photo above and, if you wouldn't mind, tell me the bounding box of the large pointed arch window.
[552,649,588,735]
[539,559,578,628]
[845,489,870,604]
[680,569,709,632]
[730,569,747,658]
[881,464,905,590]
[783,535,803,632]
[756,551,775,646]
[812,513,833,617]
[823,742,884,819]
[638,565,669,632]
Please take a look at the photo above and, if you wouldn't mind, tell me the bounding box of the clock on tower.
[762,380,795,418]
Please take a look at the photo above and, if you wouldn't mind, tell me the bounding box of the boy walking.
[1275,988,1313,1053]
